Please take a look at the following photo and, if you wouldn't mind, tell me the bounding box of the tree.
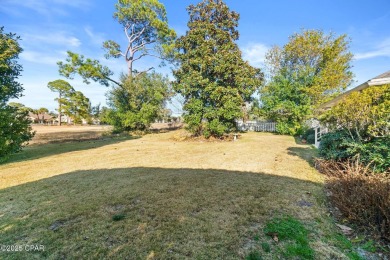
[261,29,353,135]
[47,79,75,125]
[321,85,390,141]
[58,0,176,86]
[105,72,172,131]
[8,102,32,113]
[173,0,263,138]
[63,91,91,124]
[57,0,176,131]
[319,85,389,172]
[0,27,34,162]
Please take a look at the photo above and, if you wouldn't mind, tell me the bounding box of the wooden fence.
[236,120,277,132]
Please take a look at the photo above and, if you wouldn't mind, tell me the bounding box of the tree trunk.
[59,93,62,126]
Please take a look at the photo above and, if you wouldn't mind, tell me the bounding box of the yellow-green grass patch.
[0,131,349,259]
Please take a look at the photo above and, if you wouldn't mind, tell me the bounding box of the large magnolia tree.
[173,0,263,138]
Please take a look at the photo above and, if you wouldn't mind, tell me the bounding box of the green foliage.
[264,216,314,259]
[0,104,34,163]
[112,213,126,221]
[8,102,32,113]
[64,91,91,124]
[261,242,271,253]
[262,29,353,135]
[58,1,175,131]
[245,251,263,260]
[105,72,171,131]
[113,0,176,65]
[319,132,389,172]
[0,27,24,102]
[321,85,390,141]
[320,85,390,172]
[47,80,91,125]
[59,0,176,84]
[302,128,315,144]
[0,27,34,162]
[58,51,117,87]
[174,0,263,138]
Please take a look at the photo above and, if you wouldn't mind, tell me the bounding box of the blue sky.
[1,0,390,114]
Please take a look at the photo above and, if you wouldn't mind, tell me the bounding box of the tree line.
[1,0,365,161]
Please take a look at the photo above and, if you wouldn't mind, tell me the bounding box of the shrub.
[302,128,315,144]
[316,158,390,240]
[319,131,389,172]
[0,105,34,163]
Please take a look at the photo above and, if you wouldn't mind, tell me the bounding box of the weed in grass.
[246,250,263,260]
[264,216,314,259]
[334,234,353,250]
[361,240,376,253]
[346,251,364,260]
[112,213,126,221]
[261,242,271,253]
[332,234,366,259]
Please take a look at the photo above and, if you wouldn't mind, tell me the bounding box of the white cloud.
[23,32,81,47]
[84,26,106,46]
[355,38,390,60]
[242,43,269,67]
[20,51,66,66]
[0,0,91,16]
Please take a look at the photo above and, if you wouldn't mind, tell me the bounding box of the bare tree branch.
[129,27,146,44]
[133,40,156,52]
[135,67,154,78]
[104,76,122,87]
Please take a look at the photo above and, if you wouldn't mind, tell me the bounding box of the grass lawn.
[0,130,352,259]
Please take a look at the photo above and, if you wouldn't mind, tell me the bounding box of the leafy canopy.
[174,0,263,138]
[47,79,91,124]
[0,27,34,162]
[105,72,172,131]
[57,0,175,131]
[321,85,390,141]
[0,26,24,102]
[261,29,354,135]
[58,0,176,85]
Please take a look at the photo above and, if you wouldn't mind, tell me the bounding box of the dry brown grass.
[29,125,112,145]
[316,158,390,242]
[0,130,349,259]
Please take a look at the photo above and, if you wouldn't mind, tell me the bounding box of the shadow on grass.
[4,135,140,165]
[287,146,318,166]
[0,167,326,259]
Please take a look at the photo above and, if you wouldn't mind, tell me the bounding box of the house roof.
[28,112,55,120]
[319,70,390,110]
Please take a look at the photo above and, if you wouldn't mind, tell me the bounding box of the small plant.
[245,250,262,260]
[264,216,314,259]
[112,213,126,221]
[261,242,271,253]
[361,240,376,253]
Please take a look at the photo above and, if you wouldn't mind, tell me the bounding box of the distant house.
[313,70,390,147]
[28,112,56,125]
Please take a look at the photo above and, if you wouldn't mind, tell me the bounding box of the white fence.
[236,120,277,132]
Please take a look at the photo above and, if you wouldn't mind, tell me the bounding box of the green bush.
[319,131,389,173]
[302,128,315,144]
[0,105,35,163]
